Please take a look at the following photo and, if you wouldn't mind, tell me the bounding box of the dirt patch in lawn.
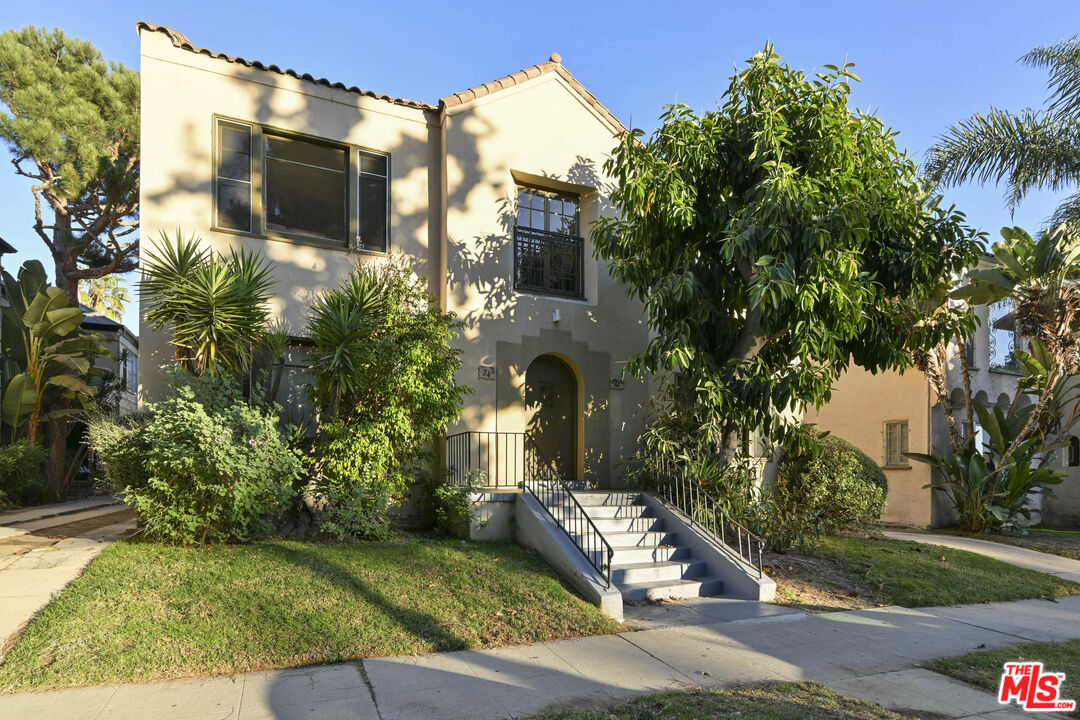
[763,546,883,613]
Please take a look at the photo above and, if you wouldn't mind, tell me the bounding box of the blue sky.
[1,0,1078,329]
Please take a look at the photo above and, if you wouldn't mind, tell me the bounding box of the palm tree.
[79,275,130,322]
[926,36,1080,227]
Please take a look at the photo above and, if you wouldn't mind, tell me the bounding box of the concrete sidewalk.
[884,530,1080,584]
[0,516,134,655]
[2,596,1078,720]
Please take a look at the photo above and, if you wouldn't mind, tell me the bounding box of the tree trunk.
[44,416,69,500]
[51,211,78,299]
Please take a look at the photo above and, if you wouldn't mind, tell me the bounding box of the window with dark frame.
[358,150,389,253]
[514,186,584,299]
[216,121,252,232]
[1070,436,1080,467]
[120,349,137,393]
[884,420,910,468]
[264,134,347,241]
[213,118,390,252]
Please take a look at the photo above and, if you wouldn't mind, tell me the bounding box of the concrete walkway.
[0,500,134,656]
[2,595,1078,720]
[884,530,1080,584]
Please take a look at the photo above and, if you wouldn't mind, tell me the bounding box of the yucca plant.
[304,269,386,417]
[140,230,275,377]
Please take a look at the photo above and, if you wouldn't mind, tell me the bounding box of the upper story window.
[988,298,1020,374]
[513,186,584,299]
[213,118,390,253]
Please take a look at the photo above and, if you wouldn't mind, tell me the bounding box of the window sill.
[882,464,912,470]
[211,225,356,253]
[514,286,586,302]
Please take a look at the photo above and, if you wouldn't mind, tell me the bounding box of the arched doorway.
[525,354,579,482]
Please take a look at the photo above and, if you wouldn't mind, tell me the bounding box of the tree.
[1,260,104,495]
[913,226,1080,530]
[0,27,139,299]
[926,36,1080,229]
[592,44,981,459]
[140,231,275,377]
[79,274,130,321]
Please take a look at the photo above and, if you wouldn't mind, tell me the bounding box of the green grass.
[0,538,618,692]
[811,535,1080,607]
[927,639,1080,717]
[530,682,913,720]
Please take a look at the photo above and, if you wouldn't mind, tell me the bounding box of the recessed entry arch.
[524,353,584,482]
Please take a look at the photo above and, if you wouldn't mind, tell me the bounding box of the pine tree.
[0,27,140,298]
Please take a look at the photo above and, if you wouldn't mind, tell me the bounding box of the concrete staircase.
[574,491,724,603]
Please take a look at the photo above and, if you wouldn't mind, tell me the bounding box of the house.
[80,308,139,416]
[136,22,652,489]
[135,22,785,614]
[804,259,1076,528]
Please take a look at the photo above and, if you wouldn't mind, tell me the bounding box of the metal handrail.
[522,437,614,588]
[444,431,525,488]
[650,457,765,577]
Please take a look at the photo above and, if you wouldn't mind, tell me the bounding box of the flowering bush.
[88,372,301,544]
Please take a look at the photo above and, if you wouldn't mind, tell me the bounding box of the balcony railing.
[514,226,584,299]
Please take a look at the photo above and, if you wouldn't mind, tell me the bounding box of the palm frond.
[925,107,1080,211]
[1021,35,1080,118]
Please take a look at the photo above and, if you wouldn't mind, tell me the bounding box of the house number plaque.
[478,366,496,381]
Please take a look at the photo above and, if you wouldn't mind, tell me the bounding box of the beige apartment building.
[136,22,651,488]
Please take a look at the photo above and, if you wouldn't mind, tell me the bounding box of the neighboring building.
[136,22,651,488]
[81,308,139,416]
[807,260,1023,528]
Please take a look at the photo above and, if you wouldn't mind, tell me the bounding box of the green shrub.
[775,434,887,532]
[88,372,301,544]
[304,262,469,538]
[431,470,483,537]
[0,440,47,507]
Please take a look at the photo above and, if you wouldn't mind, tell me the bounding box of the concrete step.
[620,577,724,603]
[608,544,683,565]
[573,492,643,507]
[611,560,705,585]
[601,530,676,548]
[582,504,650,519]
[590,516,663,533]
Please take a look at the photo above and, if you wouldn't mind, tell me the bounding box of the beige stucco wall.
[138,30,651,487]
[804,367,933,527]
[442,73,651,488]
[138,30,432,400]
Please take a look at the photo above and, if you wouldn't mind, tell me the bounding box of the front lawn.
[766,534,1080,612]
[0,537,618,692]
[531,682,913,720]
[942,526,1080,561]
[927,639,1080,718]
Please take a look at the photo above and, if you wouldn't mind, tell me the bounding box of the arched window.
[1069,436,1080,467]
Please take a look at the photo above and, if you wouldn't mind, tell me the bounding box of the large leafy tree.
[593,44,981,458]
[926,35,1080,228]
[0,27,139,298]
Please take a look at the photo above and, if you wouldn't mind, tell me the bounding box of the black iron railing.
[523,436,613,587]
[513,226,584,299]
[445,431,525,488]
[649,456,765,577]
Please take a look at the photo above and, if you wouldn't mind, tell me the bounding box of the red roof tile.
[136,22,435,111]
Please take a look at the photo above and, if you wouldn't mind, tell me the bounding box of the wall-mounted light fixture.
[552,309,561,324]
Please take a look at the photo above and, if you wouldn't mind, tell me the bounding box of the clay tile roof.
[136,21,435,111]
[439,55,627,134]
